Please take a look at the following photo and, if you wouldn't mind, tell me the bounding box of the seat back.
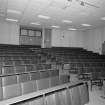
[40,71,49,79]
[30,72,40,80]
[25,65,35,72]
[36,78,49,90]
[0,77,3,100]
[2,75,21,99]
[14,60,23,65]
[91,72,99,80]
[15,65,26,73]
[12,56,21,60]
[3,56,12,61]
[0,68,2,75]
[49,70,59,77]
[2,66,15,75]
[49,76,59,87]
[23,60,31,65]
[17,73,35,95]
[3,60,13,66]
[59,75,70,84]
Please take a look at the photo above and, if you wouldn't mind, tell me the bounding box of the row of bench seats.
[14,83,89,105]
[63,63,105,73]
[0,56,50,64]
[0,45,62,102]
[0,45,89,104]
[0,70,69,100]
[44,47,105,75]
[0,64,52,76]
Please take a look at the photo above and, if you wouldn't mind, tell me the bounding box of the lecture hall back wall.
[0,20,105,54]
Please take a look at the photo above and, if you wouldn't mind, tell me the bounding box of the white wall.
[51,27,105,54]
[51,29,85,48]
[0,21,19,45]
[84,27,105,54]
[51,28,105,54]
[0,20,105,55]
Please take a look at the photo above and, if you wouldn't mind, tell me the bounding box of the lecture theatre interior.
[0,0,105,105]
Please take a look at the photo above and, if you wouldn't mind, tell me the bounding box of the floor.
[70,74,105,105]
[85,82,105,105]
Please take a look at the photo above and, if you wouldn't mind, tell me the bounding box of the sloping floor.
[70,74,105,105]
[85,83,105,105]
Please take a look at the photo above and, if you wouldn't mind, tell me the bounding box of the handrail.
[0,81,83,105]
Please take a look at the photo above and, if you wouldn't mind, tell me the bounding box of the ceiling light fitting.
[82,24,91,26]
[101,17,105,20]
[68,28,77,30]
[51,25,60,28]
[63,20,72,23]
[6,18,18,22]
[31,22,40,25]
[38,15,50,19]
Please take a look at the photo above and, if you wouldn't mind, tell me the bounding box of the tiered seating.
[45,47,105,76]
[0,45,71,102]
[0,45,90,105]
[2,75,21,100]
[42,47,105,90]
[13,82,89,105]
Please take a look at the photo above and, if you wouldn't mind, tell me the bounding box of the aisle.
[85,86,105,105]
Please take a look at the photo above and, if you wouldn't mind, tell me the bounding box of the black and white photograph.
[0,0,105,105]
